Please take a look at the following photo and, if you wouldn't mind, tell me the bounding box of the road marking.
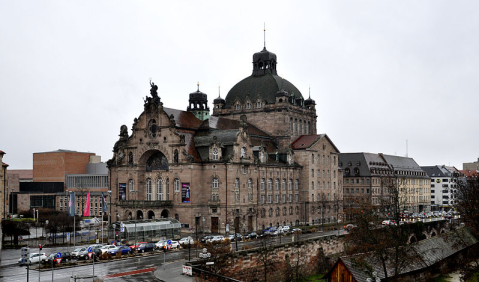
[103,267,156,279]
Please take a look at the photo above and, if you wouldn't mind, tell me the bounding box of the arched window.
[275,179,280,190]
[212,178,219,188]
[282,179,286,190]
[212,147,219,160]
[295,179,299,190]
[157,178,164,200]
[235,178,240,189]
[241,147,246,158]
[146,151,169,172]
[268,179,272,190]
[261,178,265,190]
[146,178,152,200]
[289,180,293,190]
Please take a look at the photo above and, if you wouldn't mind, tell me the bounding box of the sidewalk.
[154,260,193,282]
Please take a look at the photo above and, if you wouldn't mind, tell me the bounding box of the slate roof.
[329,228,477,282]
[381,154,423,173]
[421,166,449,178]
[225,73,303,108]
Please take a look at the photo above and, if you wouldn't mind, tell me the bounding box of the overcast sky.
[1,1,478,170]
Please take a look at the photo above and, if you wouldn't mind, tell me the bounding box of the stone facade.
[107,46,342,235]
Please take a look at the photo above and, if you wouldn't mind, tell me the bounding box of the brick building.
[107,45,342,234]
[8,150,107,215]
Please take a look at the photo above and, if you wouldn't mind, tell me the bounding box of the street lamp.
[8,188,13,216]
[130,190,139,249]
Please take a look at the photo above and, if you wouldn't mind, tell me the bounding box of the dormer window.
[241,147,246,158]
[246,103,251,109]
[212,147,219,160]
[256,101,262,108]
[235,104,241,110]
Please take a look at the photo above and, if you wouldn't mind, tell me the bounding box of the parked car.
[343,224,357,231]
[46,252,72,264]
[199,236,214,244]
[291,228,302,234]
[99,245,117,255]
[18,253,47,265]
[108,245,131,256]
[71,247,87,259]
[129,242,148,251]
[207,235,225,243]
[280,226,291,233]
[381,220,397,226]
[137,242,156,253]
[178,237,194,246]
[245,232,257,240]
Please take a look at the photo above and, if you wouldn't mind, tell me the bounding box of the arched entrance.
[137,210,144,220]
[148,210,155,219]
[161,209,169,218]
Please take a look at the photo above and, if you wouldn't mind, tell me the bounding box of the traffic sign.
[88,252,93,259]
[88,247,93,253]
[56,252,62,258]
[55,258,63,265]
[167,239,172,244]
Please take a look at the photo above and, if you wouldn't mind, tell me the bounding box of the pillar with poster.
[182,183,191,203]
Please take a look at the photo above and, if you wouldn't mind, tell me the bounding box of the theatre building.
[107,45,342,234]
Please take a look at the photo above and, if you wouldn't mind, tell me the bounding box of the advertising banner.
[182,183,191,203]
[119,183,126,201]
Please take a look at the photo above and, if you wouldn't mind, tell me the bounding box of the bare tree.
[345,176,424,281]
[451,174,479,280]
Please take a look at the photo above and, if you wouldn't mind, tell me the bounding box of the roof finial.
[264,23,266,50]
[309,85,311,99]
[197,81,200,92]
[218,85,221,98]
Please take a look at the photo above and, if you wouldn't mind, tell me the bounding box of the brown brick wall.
[33,151,94,182]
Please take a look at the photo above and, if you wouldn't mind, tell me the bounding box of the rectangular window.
[295,194,299,202]
[268,195,272,203]
[261,195,265,204]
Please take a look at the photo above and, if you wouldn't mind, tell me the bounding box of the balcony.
[208,200,221,206]
[117,200,173,208]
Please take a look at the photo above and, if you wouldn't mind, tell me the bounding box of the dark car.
[137,243,156,253]
[109,245,131,256]
[245,232,257,239]
[46,252,72,264]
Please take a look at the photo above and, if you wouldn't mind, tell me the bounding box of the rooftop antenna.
[264,23,266,49]
[406,139,408,158]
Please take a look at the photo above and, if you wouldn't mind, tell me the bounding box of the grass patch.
[302,273,327,282]
[433,274,453,282]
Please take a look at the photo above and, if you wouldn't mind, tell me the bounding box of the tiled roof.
[164,107,203,130]
[291,134,340,153]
